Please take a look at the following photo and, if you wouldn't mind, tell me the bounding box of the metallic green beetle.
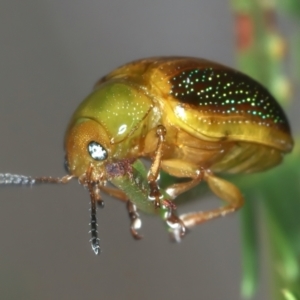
[0,57,293,254]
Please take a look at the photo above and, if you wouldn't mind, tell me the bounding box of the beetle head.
[64,78,155,182]
[65,118,112,180]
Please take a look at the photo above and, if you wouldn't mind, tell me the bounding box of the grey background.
[0,0,294,299]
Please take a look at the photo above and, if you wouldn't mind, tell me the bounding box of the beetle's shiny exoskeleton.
[1,57,293,254]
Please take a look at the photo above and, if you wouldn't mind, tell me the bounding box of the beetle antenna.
[87,183,101,255]
[90,195,100,255]
[0,173,73,186]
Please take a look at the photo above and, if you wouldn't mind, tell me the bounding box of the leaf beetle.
[0,57,293,254]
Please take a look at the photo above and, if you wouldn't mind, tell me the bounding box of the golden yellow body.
[0,57,294,254]
[64,57,293,245]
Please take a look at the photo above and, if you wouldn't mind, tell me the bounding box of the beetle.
[0,57,293,254]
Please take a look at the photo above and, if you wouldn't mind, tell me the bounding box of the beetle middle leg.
[147,125,167,208]
[179,170,244,229]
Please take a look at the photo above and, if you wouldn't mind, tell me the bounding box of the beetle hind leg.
[165,170,204,199]
[180,171,244,229]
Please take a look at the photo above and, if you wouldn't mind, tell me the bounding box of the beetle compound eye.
[88,142,108,161]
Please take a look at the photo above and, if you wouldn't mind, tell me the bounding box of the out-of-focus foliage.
[275,0,300,17]
[231,0,300,299]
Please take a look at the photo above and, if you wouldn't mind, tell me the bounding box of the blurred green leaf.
[275,0,300,18]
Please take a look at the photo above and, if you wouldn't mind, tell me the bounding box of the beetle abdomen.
[211,141,283,173]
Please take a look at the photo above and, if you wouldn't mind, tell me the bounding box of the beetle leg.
[147,125,166,208]
[179,171,244,229]
[126,201,143,240]
[165,170,204,199]
[165,207,186,242]
[100,186,143,238]
[101,185,143,239]
[100,185,128,203]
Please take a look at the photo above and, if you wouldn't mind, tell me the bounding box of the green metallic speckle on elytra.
[169,68,288,129]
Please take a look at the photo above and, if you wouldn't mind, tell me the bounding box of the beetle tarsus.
[165,210,186,243]
[148,181,162,208]
[127,201,143,239]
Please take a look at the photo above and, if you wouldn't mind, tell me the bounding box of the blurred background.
[0,1,298,299]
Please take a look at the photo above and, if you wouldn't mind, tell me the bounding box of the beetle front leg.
[180,171,244,229]
[100,185,128,203]
[126,201,143,240]
[147,125,167,208]
[100,185,144,239]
